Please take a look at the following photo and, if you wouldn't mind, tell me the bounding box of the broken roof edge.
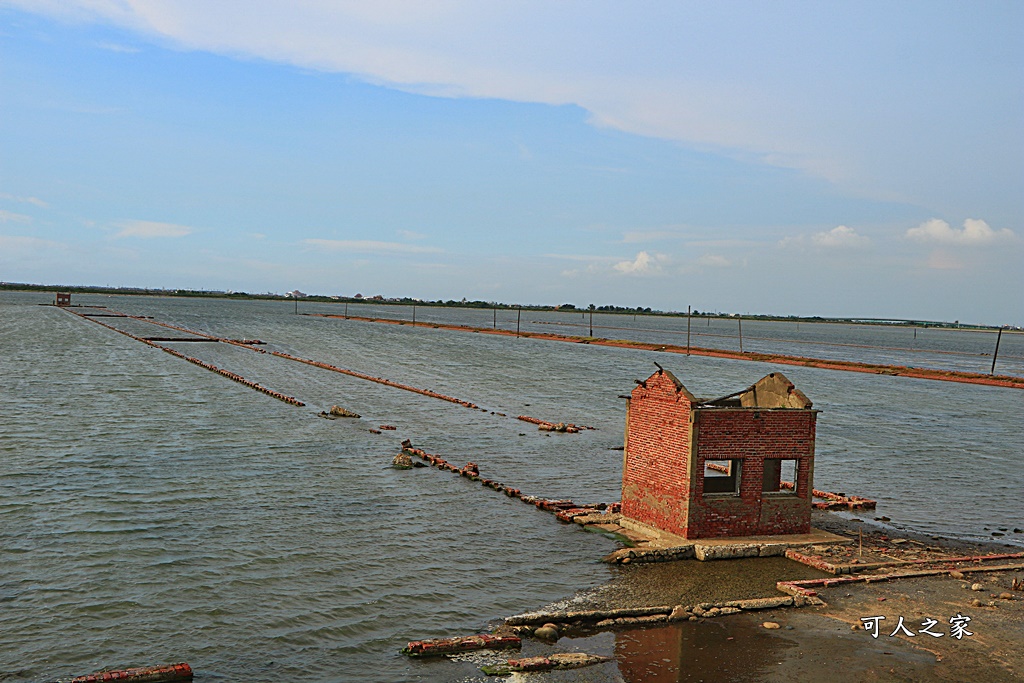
[659,367,699,403]
[639,368,813,410]
[742,371,813,409]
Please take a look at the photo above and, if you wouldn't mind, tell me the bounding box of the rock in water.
[329,405,360,418]
[392,452,414,469]
[533,624,559,642]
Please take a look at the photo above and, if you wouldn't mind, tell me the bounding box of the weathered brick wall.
[620,372,693,537]
[687,409,815,538]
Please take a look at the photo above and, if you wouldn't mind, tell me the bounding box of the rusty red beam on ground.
[308,313,1024,390]
[530,320,1008,360]
[778,557,1024,597]
[785,548,1024,576]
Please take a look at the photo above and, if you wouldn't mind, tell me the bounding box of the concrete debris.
[328,405,360,418]
[402,634,521,657]
[483,652,613,675]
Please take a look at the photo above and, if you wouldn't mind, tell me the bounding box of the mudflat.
[497,512,1023,682]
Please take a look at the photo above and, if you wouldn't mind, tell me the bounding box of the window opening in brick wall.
[703,459,741,495]
[763,458,799,494]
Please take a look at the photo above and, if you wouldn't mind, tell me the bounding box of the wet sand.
[443,513,1024,682]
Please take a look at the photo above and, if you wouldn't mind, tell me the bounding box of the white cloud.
[0,235,66,250]
[542,253,618,262]
[303,238,442,254]
[614,251,667,275]
[0,193,48,208]
[114,220,194,238]
[780,225,870,250]
[622,229,685,244]
[0,209,32,224]
[696,254,731,268]
[810,225,871,249]
[397,229,427,240]
[906,218,1015,246]
[7,1,1019,224]
[0,1,967,189]
[95,41,141,53]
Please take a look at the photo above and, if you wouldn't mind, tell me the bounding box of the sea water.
[1,292,1020,681]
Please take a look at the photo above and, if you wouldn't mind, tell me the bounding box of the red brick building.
[620,367,818,539]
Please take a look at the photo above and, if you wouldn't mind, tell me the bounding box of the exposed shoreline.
[489,512,1024,682]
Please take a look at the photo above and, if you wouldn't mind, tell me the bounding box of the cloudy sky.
[1,2,1021,323]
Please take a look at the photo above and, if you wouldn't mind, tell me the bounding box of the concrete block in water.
[402,634,521,657]
[67,663,193,683]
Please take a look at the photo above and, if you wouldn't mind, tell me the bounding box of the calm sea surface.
[2,292,1021,682]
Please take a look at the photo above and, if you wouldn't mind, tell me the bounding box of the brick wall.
[620,370,817,540]
[687,409,815,538]
[620,371,693,537]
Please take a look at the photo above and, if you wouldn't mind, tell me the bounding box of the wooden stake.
[344,302,348,318]
[991,327,1003,374]
[738,315,743,353]
[517,307,521,338]
[412,304,416,326]
[493,307,496,329]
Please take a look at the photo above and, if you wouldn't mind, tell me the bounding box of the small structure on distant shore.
[620,367,818,539]
[55,292,71,306]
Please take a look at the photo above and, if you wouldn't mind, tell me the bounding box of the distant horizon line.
[3,281,1019,331]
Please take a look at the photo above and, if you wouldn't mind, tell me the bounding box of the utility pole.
[687,305,691,356]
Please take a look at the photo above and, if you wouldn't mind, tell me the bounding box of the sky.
[0,2,1021,324]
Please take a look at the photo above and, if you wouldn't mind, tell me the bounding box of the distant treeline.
[1,282,1007,330]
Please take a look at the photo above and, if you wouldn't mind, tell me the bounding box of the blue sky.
[0,2,1021,324]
